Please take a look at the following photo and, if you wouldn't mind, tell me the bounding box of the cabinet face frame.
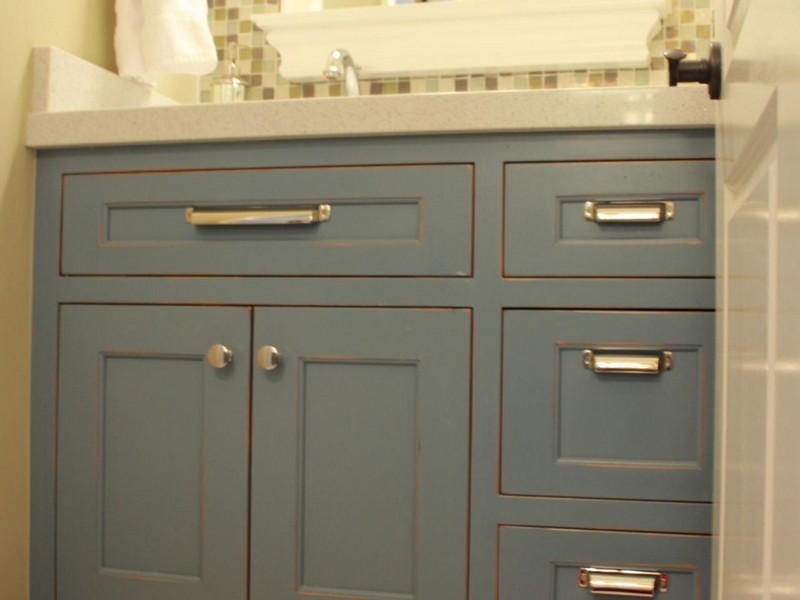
[30,129,716,600]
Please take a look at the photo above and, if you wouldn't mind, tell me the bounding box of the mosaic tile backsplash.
[200,0,713,102]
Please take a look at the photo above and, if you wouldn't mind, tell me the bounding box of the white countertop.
[26,47,716,149]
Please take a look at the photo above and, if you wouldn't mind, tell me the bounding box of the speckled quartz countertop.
[25,47,716,149]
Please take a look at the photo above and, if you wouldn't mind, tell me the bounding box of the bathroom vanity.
[28,62,716,600]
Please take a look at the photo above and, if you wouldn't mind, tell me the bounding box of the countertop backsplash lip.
[27,52,716,149]
[30,46,179,114]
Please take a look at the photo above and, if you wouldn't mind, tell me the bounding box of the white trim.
[253,0,672,82]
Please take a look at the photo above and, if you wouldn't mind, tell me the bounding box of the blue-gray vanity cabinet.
[32,129,716,600]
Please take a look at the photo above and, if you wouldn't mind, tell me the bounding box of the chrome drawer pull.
[584,201,675,224]
[185,204,331,226]
[579,568,669,597]
[583,350,673,375]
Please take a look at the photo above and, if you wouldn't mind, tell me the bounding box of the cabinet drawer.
[504,161,714,277]
[502,310,713,502]
[61,164,473,276]
[499,526,710,600]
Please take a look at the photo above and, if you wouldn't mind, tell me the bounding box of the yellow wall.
[0,2,114,598]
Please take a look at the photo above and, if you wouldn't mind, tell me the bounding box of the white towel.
[115,0,218,88]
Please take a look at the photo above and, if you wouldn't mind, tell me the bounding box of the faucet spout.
[323,48,361,97]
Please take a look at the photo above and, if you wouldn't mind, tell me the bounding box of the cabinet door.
[251,308,471,600]
[57,305,250,600]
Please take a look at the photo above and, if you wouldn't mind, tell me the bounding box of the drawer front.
[504,161,714,277]
[499,526,710,600]
[61,165,473,276]
[502,310,713,502]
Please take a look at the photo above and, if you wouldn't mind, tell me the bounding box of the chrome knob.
[257,345,282,371]
[207,344,233,369]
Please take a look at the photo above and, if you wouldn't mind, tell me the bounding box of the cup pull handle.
[579,568,669,597]
[185,204,331,226]
[584,201,674,224]
[583,350,673,375]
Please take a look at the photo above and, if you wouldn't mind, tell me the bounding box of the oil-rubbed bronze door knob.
[664,41,722,100]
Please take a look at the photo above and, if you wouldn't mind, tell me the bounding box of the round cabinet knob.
[257,345,282,371]
[207,344,233,369]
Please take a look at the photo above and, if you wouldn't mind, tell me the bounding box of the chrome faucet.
[323,48,361,97]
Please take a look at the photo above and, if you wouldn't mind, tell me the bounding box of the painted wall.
[0,2,114,598]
